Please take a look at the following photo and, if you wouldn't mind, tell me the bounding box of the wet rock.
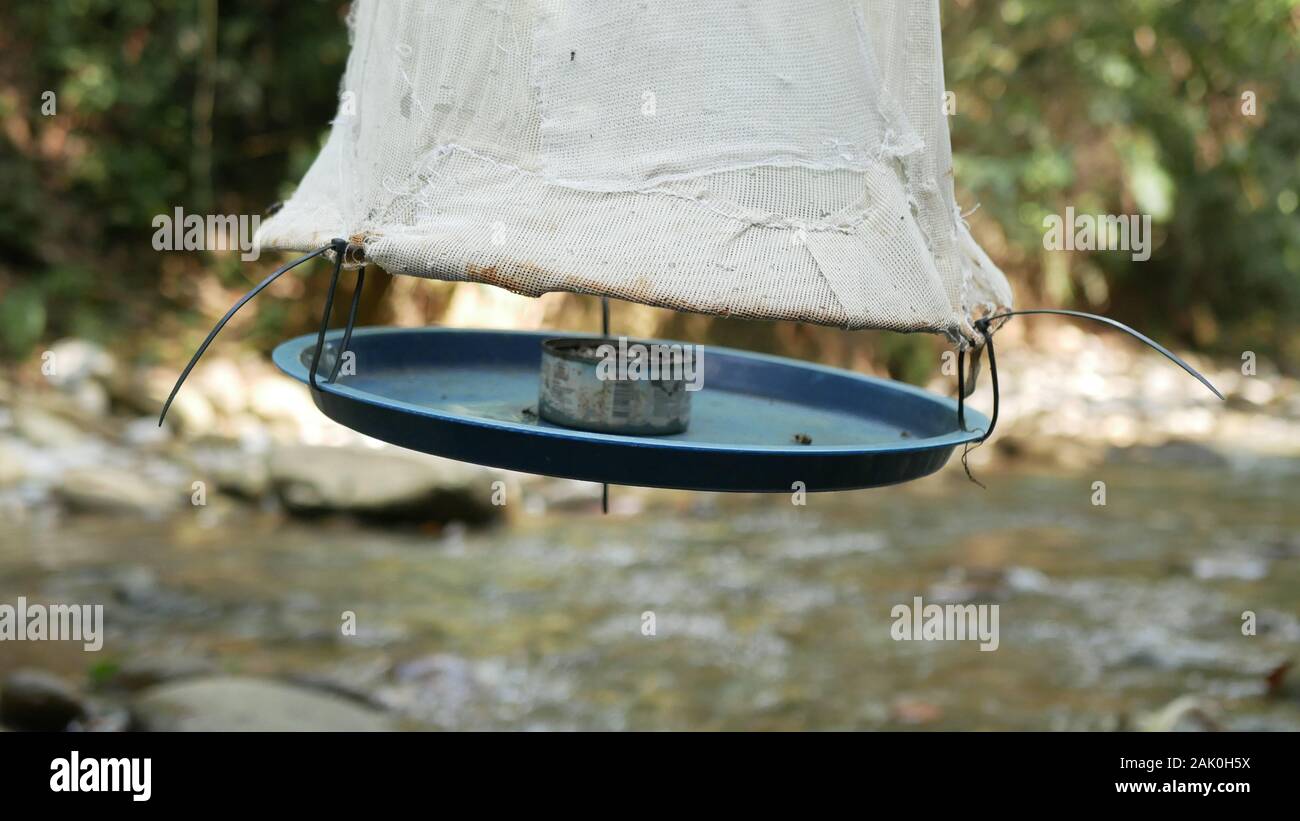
[1265,535,1300,560]
[122,416,172,448]
[1106,439,1228,468]
[12,404,87,447]
[191,359,248,416]
[107,566,208,618]
[55,466,179,516]
[125,367,216,435]
[525,478,607,513]
[66,380,111,418]
[1191,555,1268,581]
[926,566,1024,604]
[374,654,482,727]
[108,566,209,618]
[183,436,269,499]
[167,391,217,435]
[285,673,386,709]
[267,444,502,524]
[0,669,89,731]
[131,676,394,731]
[995,432,1099,471]
[890,697,943,726]
[71,706,132,733]
[0,439,26,486]
[110,366,166,417]
[1004,566,1052,594]
[106,656,219,692]
[1130,696,1222,732]
[248,374,315,424]
[112,566,160,604]
[44,338,115,387]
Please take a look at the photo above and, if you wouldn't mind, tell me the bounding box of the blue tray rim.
[272,326,988,456]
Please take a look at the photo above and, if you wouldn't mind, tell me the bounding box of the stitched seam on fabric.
[389,142,894,234]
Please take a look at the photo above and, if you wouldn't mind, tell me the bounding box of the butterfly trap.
[161,1,1220,499]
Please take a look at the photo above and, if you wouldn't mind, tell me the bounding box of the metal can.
[538,337,693,435]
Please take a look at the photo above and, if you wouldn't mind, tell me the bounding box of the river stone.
[63,380,111,418]
[191,358,248,416]
[132,676,394,731]
[0,669,89,731]
[124,366,218,435]
[12,404,87,447]
[56,466,179,515]
[184,436,269,499]
[267,444,501,524]
[1131,695,1222,732]
[0,439,26,486]
[1106,439,1228,467]
[45,338,115,387]
[107,656,219,692]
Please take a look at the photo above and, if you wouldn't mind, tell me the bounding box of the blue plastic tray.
[272,327,985,492]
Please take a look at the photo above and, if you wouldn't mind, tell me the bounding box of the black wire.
[956,347,967,430]
[973,319,1000,442]
[600,296,611,514]
[959,328,993,488]
[327,265,367,384]
[957,308,1220,486]
[158,242,336,426]
[958,308,1222,442]
[309,246,347,393]
[982,308,1223,400]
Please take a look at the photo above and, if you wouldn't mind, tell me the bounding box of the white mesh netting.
[257,0,1013,346]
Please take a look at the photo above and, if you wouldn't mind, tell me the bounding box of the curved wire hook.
[326,265,367,385]
[158,240,345,426]
[308,247,347,393]
[981,309,1223,401]
[955,308,1223,484]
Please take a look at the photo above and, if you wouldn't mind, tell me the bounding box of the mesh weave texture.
[257,0,1013,345]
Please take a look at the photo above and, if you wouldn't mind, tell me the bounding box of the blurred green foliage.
[0,0,1296,367]
[945,0,1300,364]
[0,0,351,355]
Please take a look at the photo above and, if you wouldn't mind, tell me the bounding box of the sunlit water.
[2,462,1298,730]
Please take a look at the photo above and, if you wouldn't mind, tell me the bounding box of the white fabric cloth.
[258,0,1012,345]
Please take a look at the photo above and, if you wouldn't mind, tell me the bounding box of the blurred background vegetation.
[1,0,1297,377]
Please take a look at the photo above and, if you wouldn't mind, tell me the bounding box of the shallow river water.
[2,461,1298,730]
